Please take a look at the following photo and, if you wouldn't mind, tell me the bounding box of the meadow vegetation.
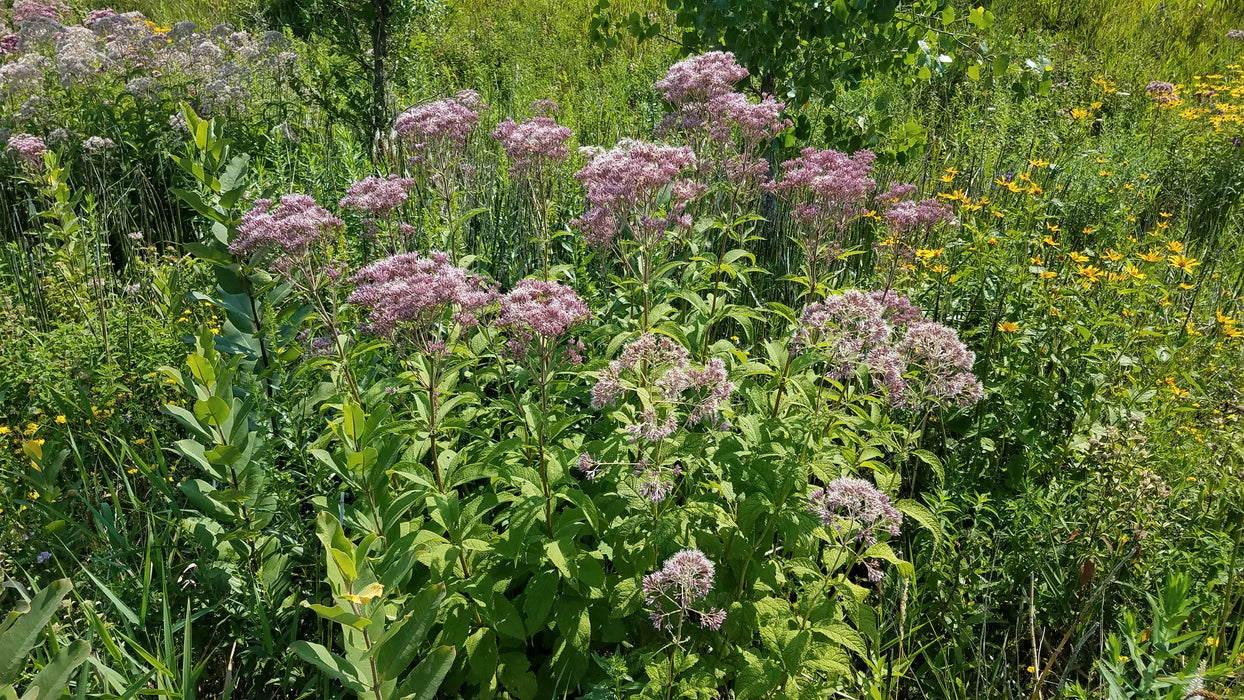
[1,0,1242,698]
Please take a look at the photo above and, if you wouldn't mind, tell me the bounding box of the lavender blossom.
[570,139,697,248]
[492,114,573,174]
[575,453,602,479]
[338,175,416,216]
[229,194,343,259]
[495,279,591,357]
[642,549,725,632]
[348,250,497,339]
[394,96,481,148]
[766,148,877,232]
[6,133,46,165]
[808,477,902,546]
[654,51,749,105]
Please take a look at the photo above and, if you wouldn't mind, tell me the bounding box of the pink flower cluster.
[653,51,749,105]
[338,175,416,216]
[348,250,496,339]
[642,549,726,631]
[570,140,698,247]
[593,333,734,436]
[704,92,790,144]
[83,8,117,28]
[795,289,983,409]
[6,132,46,165]
[1146,81,1178,105]
[394,93,483,151]
[495,279,591,357]
[883,197,955,233]
[0,34,19,56]
[809,477,902,547]
[491,112,573,174]
[230,194,343,259]
[766,148,877,231]
[13,0,68,23]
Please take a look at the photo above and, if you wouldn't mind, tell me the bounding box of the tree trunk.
[370,0,391,162]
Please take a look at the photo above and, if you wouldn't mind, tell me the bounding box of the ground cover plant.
[1,0,1242,698]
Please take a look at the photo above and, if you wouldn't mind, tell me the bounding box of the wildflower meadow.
[1,0,1242,698]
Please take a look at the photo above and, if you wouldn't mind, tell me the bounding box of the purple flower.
[575,453,602,479]
[593,333,734,441]
[530,98,559,116]
[895,321,983,407]
[348,250,497,340]
[884,198,955,233]
[642,549,724,632]
[634,461,676,503]
[7,133,47,165]
[0,34,19,56]
[495,279,591,357]
[1146,81,1179,105]
[394,96,481,148]
[654,51,749,106]
[492,115,573,174]
[766,148,877,232]
[570,139,697,248]
[794,290,896,378]
[83,8,117,28]
[338,175,416,216]
[36,551,52,564]
[808,477,902,546]
[13,0,67,23]
[229,194,343,260]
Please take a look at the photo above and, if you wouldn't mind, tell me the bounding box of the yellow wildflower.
[1169,255,1200,273]
[997,321,1020,333]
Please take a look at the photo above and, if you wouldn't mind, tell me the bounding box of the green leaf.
[372,584,445,681]
[193,396,231,428]
[289,641,366,694]
[967,64,981,80]
[186,354,216,386]
[463,628,496,685]
[0,579,74,684]
[19,639,90,700]
[863,541,914,578]
[896,499,943,548]
[304,603,371,630]
[343,403,366,441]
[395,645,455,700]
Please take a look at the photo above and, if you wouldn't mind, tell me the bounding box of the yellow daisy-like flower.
[1224,325,1243,339]
[1069,251,1090,263]
[0,426,9,435]
[1045,222,1060,232]
[929,264,949,274]
[1099,170,1112,177]
[1071,107,1089,120]
[1169,255,1200,273]
[1083,226,1095,235]
[997,321,1020,333]
[1216,309,1236,325]
[1030,255,1044,266]
[1159,211,1173,218]
[991,209,1005,218]
[1028,158,1049,167]
[1125,264,1146,279]
[1103,249,1123,262]
[916,248,944,260]
[1042,235,1060,247]
[1179,282,1195,290]
[1028,184,1044,195]
[1138,250,1165,263]
[55,415,67,424]
[1076,264,1104,283]
[1166,240,1185,253]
